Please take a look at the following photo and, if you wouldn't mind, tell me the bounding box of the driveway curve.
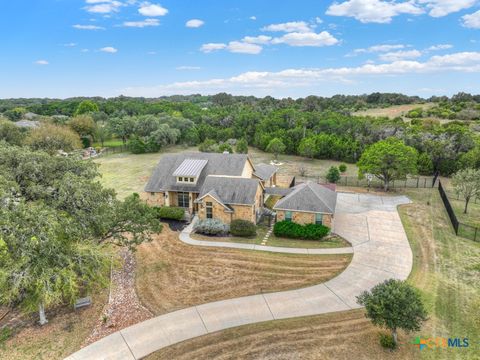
[66,193,412,360]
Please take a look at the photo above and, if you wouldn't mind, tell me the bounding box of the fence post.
[424,178,426,188]
[417,178,419,188]
[475,227,478,242]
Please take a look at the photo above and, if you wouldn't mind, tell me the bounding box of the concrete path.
[66,193,412,360]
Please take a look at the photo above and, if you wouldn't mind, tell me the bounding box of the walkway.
[66,193,412,360]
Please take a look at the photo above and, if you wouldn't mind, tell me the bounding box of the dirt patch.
[136,227,351,316]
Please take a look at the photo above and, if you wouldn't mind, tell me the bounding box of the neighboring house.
[144,153,271,224]
[273,181,337,228]
[253,163,278,187]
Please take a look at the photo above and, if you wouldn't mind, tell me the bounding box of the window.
[315,213,323,225]
[285,211,292,222]
[206,201,213,219]
[151,192,155,196]
[178,192,189,208]
[189,177,194,182]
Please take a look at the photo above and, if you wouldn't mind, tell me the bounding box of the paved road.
[66,193,412,360]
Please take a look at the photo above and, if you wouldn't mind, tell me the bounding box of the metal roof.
[172,159,208,177]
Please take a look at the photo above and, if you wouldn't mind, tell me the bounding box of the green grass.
[92,139,125,148]
[399,189,480,359]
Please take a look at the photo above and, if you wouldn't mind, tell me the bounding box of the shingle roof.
[253,163,277,181]
[144,152,249,193]
[172,159,208,177]
[273,181,337,214]
[198,176,260,205]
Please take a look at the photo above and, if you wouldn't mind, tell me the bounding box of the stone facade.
[276,210,333,228]
[142,191,165,207]
[197,194,233,224]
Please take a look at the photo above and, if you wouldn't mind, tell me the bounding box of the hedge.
[194,218,229,235]
[154,206,185,221]
[230,219,256,237]
[273,220,330,240]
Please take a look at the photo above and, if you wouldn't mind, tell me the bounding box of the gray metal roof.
[145,152,250,193]
[253,163,277,181]
[172,159,208,177]
[198,176,260,205]
[273,181,337,214]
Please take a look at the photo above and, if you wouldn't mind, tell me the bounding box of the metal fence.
[335,176,437,189]
[438,180,479,242]
[98,144,130,157]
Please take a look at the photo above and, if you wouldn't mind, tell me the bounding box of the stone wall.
[142,192,165,206]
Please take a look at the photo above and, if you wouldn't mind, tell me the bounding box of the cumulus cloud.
[242,35,272,44]
[186,19,204,28]
[200,43,227,53]
[123,18,159,27]
[418,0,476,17]
[271,31,339,47]
[326,0,424,23]
[227,41,263,54]
[262,21,312,33]
[100,46,118,53]
[427,44,453,51]
[35,60,49,65]
[379,49,422,61]
[138,3,168,16]
[121,51,480,96]
[63,43,77,47]
[85,0,123,14]
[462,10,480,28]
[250,16,257,20]
[73,24,105,30]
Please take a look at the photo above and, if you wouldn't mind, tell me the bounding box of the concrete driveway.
[66,192,412,360]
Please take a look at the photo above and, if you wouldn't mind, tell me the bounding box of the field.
[135,226,352,315]
[93,146,359,200]
[147,188,480,360]
[353,103,435,120]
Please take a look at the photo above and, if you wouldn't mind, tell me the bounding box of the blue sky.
[1,0,480,98]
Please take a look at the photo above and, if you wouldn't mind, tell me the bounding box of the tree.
[3,107,26,121]
[74,100,99,116]
[298,137,317,159]
[452,168,480,214]
[199,139,218,153]
[218,143,233,153]
[147,124,180,149]
[94,121,110,147]
[0,120,25,145]
[69,115,96,137]
[326,166,341,183]
[357,138,418,191]
[266,138,286,160]
[24,123,82,154]
[109,116,135,144]
[236,138,248,154]
[357,279,427,347]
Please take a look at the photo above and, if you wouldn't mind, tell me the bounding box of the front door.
[177,192,189,208]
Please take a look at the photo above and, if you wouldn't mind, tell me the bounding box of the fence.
[335,176,437,189]
[438,180,479,242]
[98,144,130,157]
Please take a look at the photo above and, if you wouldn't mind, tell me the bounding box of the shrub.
[230,219,256,237]
[154,206,185,220]
[274,220,330,240]
[326,166,341,183]
[339,164,347,173]
[129,137,146,154]
[194,218,229,235]
[379,333,396,350]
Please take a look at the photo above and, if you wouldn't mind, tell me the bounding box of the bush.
[326,166,341,183]
[129,137,146,154]
[194,218,229,235]
[230,219,256,237]
[339,164,347,173]
[274,220,330,240]
[154,206,185,220]
[379,333,396,350]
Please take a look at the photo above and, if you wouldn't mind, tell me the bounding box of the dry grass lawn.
[135,226,352,316]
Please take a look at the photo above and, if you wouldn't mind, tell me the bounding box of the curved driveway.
[66,192,412,360]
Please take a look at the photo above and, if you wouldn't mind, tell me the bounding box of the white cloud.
[147,51,157,55]
[462,10,480,29]
[85,0,123,14]
[176,66,201,70]
[63,43,77,47]
[427,44,453,51]
[35,60,49,65]
[121,51,480,96]
[326,0,424,23]
[379,49,422,61]
[100,46,118,53]
[138,3,168,16]
[81,49,90,52]
[348,44,406,56]
[227,41,263,54]
[418,0,476,17]
[242,35,272,44]
[250,16,257,20]
[73,24,105,30]
[186,19,204,28]
[272,31,339,47]
[123,18,159,27]
[262,21,312,33]
[200,43,227,53]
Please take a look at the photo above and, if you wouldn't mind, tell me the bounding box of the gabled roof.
[145,152,250,193]
[273,181,337,214]
[253,163,277,181]
[197,176,260,205]
[172,159,208,177]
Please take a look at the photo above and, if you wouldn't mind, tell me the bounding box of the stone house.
[273,181,337,228]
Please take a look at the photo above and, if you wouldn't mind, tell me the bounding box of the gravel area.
[84,247,152,345]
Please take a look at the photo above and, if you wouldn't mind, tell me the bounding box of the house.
[144,153,271,224]
[273,181,337,228]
